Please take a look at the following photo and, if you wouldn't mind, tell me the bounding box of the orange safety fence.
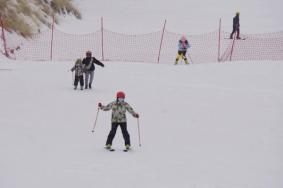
[1,18,283,63]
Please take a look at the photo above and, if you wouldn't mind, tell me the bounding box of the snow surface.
[1,0,283,188]
[58,0,283,34]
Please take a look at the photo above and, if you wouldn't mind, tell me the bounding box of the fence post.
[101,17,104,61]
[218,18,221,62]
[50,15,55,61]
[230,37,236,61]
[0,14,9,58]
[157,19,166,64]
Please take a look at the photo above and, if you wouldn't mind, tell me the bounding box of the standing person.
[175,36,191,65]
[230,12,240,39]
[82,50,104,89]
[71,59,84,90]
[98,91,139,151]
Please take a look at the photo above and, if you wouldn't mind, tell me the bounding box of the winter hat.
[116,91,125,99]
[86,50,92,56]
[75,59,82,65]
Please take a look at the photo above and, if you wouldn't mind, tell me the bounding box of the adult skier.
[230,12,241,39]
[98,91,139,151]
[82,50,104,89]
[175,36,191,65]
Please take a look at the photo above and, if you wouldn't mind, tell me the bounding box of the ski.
[0,68,12,71]
[106,148,115,152]
[123,148,131,152]
[224,37,247,40]
[105,147,115,152]
[104,147,133,152]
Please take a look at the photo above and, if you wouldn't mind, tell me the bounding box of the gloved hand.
[133,113,139,118]
[98,103,102,108]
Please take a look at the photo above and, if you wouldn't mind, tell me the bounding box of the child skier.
[98,91,139,151]
[71,59,84,90]
[175,36,191,65]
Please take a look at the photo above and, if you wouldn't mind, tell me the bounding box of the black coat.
[233,15,240,29]
[82,57,104,71]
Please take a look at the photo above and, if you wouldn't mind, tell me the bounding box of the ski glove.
[133,113,139,118]
[98,103,102,108]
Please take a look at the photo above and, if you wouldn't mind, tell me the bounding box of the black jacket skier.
[82,50,104,89]
[82,53,104,71]
[230,12,240,39]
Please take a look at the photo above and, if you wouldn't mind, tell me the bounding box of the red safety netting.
[4,30,51,60]
[99,29,162,63]
[1,24,283,63]
[52,30,97,61]
[220,31,283,61]
[159,30,221,64]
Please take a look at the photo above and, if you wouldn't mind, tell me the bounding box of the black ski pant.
[74,75,84,86]
[106,122,130,146]
[176,51,187,60]
[230,27,240,39]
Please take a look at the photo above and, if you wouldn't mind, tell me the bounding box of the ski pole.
[91,108,100,133]
[137,118,141,147]
[188,53,194,64]
[71,71,74,85]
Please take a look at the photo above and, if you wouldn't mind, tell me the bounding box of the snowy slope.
[58,0,283,34]
[0,60,283,188]
[1,0,283,188]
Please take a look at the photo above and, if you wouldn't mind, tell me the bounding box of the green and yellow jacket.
[100,101,137,123]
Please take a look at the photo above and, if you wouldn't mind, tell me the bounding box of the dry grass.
[51,0,82,19]
[0,0,81,38]
[17,0,32,16]
[4,9,33,38]
[0,1,7,12]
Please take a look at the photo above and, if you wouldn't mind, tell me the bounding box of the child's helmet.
[180,36,187,42]
[116,91,125,99]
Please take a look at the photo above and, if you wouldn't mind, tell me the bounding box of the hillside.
[0,60,282,188]
[0,0,81,37]
[0,0,283,188]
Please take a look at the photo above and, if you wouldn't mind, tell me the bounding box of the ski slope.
[1,0,283,187]
[0,60,283,188]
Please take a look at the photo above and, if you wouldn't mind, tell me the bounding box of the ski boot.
[184,59,189,64]
[105,144,114,151]
[124,144,131,152]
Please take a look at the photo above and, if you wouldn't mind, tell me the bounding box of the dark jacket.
[82,57,104,71]
[233,15,240,29]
